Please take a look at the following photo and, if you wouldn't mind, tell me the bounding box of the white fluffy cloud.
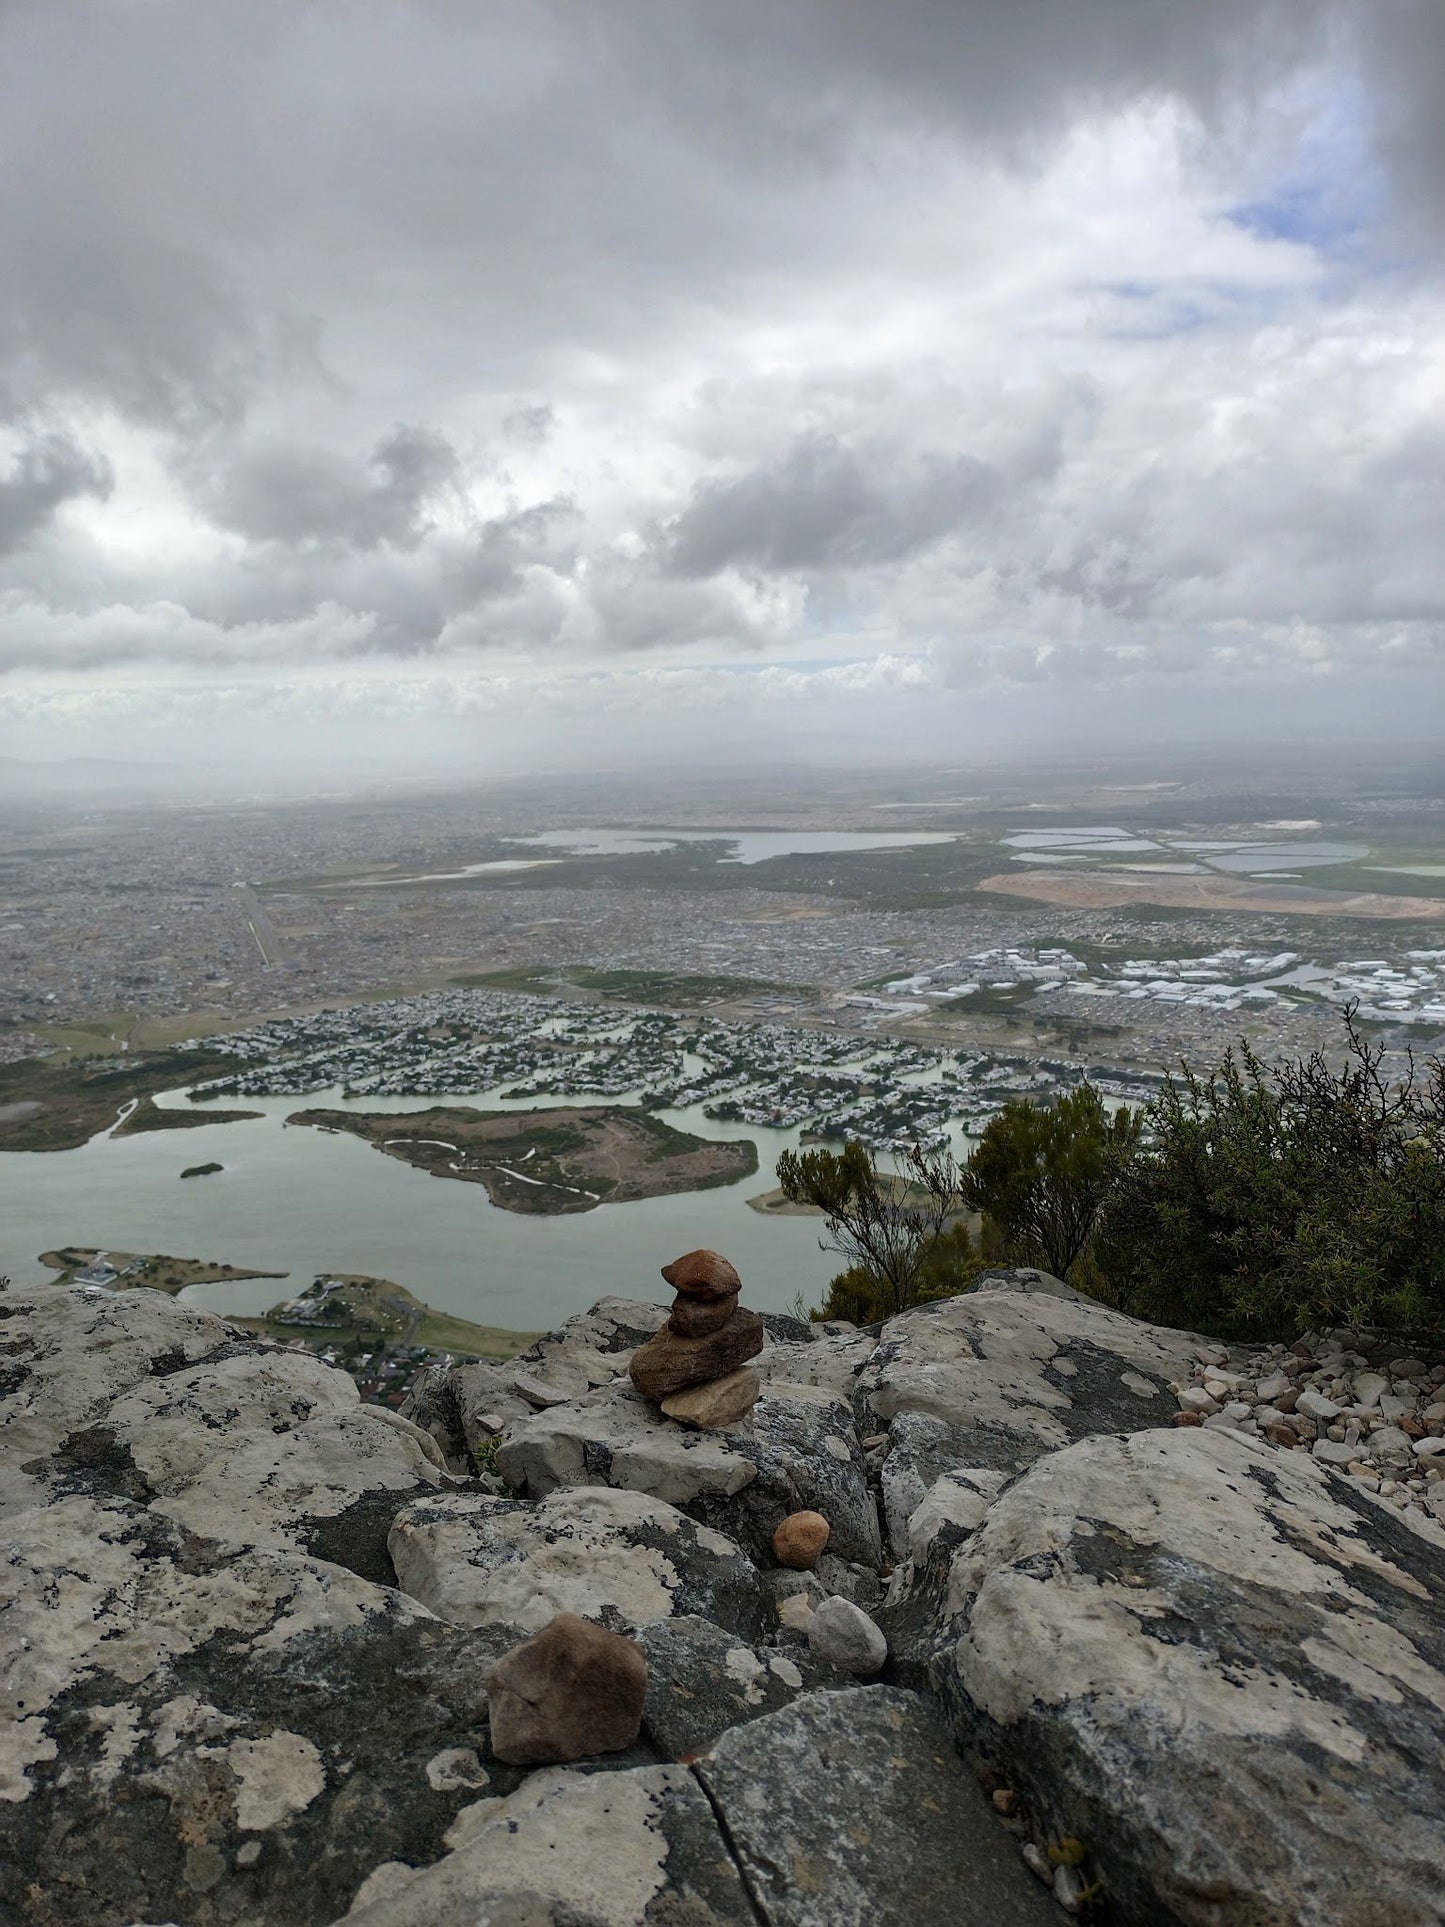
[0,0,1441,770]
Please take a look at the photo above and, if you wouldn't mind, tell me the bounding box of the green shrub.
[777,1139,972,1321]
[1097,1010,1445,1339]
[961,1084,1142,1281]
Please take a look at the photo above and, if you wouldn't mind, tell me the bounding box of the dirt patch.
[976,870,1445,920]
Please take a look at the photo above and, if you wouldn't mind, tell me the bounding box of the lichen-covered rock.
[98,1347,444,1553]
[935,1427,1445,1927]
[694,1687,1058,1927]
[634,1614,836,1760]
[0,1488,541,1926]
[498,1377,880,1568]
[858,1284,1202,1552]
[340,1763,755,1925]
[497,1380,760,1506]
[0,1286,238,1515]
[488,1612,649,1766]
[758,1325,876,1399]
[388,1486,770,1641]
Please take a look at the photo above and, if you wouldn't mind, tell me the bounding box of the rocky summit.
[4,1270,1445,1925]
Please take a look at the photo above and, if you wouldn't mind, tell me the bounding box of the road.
[232,883,289,969]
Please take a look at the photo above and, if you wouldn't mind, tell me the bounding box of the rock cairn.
[1171,1330,1445,1523]
[629,1248,764,1427]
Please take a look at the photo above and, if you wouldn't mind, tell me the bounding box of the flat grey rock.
[695,1686,1058,1926]
[339,1764,755,1925]
[634,1614,838,1759]
[858,1285,1201,1555]
[938,1427,1445,1926]
[389,1486,770,1641]
[0,1489,534,1927]
[497,1377,881,1568]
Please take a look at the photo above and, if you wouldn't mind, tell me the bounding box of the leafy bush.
[776,1140,976,1322]
[1097,1011,1445,1339]
[961,1084,1142,1281]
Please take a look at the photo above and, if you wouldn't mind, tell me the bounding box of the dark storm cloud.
[0,428,113,558]
[198,426,460,550]
[667,436,997,576]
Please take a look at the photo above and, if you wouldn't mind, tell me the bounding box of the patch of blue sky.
[1087,278,1292,341]
[1225,70,1384,261]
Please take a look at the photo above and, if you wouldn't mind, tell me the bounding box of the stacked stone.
[629,1248,764,1428]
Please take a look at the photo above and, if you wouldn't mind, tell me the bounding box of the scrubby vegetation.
[781,1010,1445,1341]
[776,1140,974,1322]
[1098,1011,1445,1340]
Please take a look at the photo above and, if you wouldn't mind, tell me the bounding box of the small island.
[37,1248,538,1367]
[230,1271,540,1363]
[114,1096,263,1136]
[39,1247,289,1296]
[180,1160,224,1179]
[287,1104,758,1214]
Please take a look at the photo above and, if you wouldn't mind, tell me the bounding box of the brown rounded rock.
[630,1306,764,1402]
[667,1293,738,1338]
[772,1510,831,1570]
[661,1249,742,1302]
[487,1611,648,1766]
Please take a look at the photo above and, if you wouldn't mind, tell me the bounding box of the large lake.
[2,1088,846,1330]
[518,828,961,866]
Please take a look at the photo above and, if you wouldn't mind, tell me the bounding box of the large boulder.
[694,1686,1058,1927]
[634,1614,839,1759]
[0,1489,539,1926]
[498,1377,880,1567]
[339,1763,756,1925]
[388,1486,771,1641]
[99,1347,445,1556]
[0,1286,239,1514]
[932,1426,1445,1926]
[857,1284,1204,1554]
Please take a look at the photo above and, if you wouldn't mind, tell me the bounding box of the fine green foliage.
[776,1139,973,1321]
[962,1085,1143,1281]
[1098,1011,1445,1339]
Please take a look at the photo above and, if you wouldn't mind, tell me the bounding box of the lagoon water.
[518,828,960,865]
[1,1087,842,1329]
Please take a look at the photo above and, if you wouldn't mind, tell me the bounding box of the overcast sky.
[2,0,1442,783]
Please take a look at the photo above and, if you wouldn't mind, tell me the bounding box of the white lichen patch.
[0,1716,57,1803]
[227,1731,325,1830]
[388,1486,750,1633]
[424,1747,489,1792]
[723,1645,767,1702]
[342,1767,687,1926]
[767,1654,804,1689]
[859,1288,1199,1443]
